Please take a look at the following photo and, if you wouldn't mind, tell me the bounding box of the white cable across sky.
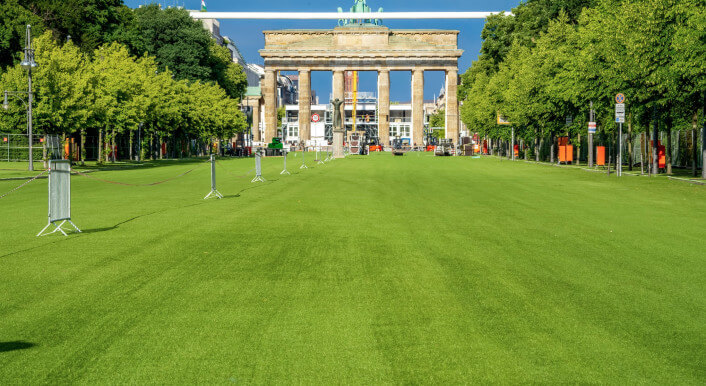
[189,12,508,20]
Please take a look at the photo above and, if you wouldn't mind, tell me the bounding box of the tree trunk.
[702,98,706,179]
[666,116,673,175]
[640,132,645,175]
[535,131,540,162]
[159,137,164,160]
[627,114,633,171]
[692,112,698,176]
[652,108,659,175]
[550,133,555,164]
[98,129,103,164]
[104,129,110,163]
[576,133,581,166]
[489,138,494,156]
[129,130,134,161]
[607,134,612,176]
[111,129,116,162]
[80,128,86,166]
[149,133,154,160]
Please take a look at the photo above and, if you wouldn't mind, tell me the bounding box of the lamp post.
[19,25,37,171]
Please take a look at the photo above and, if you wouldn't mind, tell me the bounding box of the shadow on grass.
[0,238,66,260]
[0,341,36,353]
[81,201,210,234]
[81,213,155,234]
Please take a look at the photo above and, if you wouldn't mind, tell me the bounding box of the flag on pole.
[201,0,206,12]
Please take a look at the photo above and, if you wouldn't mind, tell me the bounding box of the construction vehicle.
[435,139,453,156]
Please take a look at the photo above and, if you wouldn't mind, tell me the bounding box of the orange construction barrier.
[596,146,605,166]
[650,140,667,169]
[513,144,519,158]
[658,145,666,169]
[558,137,573,163]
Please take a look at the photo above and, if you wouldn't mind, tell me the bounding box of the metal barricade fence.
[0,133,43,162]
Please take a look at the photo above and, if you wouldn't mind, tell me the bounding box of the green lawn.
[0,153,704,383]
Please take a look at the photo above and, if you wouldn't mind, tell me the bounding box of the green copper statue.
[337,0,383,26]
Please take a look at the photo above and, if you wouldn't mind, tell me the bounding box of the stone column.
[445,68,459,144]
[251,99,261,142]
[412,68,425,148]
[298,69,311,146]
[263,69,277,144]
[377,69,390,147]
[333,70,345,124]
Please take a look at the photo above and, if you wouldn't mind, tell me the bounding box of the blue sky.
[124,0,521,102]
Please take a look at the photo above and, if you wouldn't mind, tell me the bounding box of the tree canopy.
[0,2,248,162]
[459,0,705,166]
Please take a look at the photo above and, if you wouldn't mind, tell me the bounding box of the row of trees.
[0,3,248,163]
[459,0,705,176]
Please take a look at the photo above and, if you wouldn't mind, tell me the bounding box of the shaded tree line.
[460,0,705,177]
[0,2,248,162]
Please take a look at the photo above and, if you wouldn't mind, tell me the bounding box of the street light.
[22,25,37,171]
[1,25,39,170]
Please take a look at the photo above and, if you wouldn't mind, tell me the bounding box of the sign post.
[615,93,626,177]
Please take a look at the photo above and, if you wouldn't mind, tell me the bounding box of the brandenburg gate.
[258,12,463,146]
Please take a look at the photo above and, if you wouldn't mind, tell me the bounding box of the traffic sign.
[588,121,597,134]
[311,113,320,123]
[615,93,625,104]
[615,116,625,123]
[615,103,625,113]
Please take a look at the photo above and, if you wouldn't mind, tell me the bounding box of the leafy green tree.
[0,0,44,70]
[429,108,445,131]
[0,65,29,134]
[18,0,131,52]
[30,32,92,137]
[90,42,147,162]
[118,4,214,82]
[118,4,247,101]
[209,42,247,101]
